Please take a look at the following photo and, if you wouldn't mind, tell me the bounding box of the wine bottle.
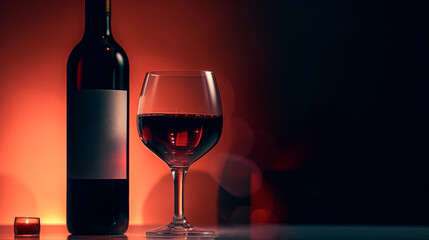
[67,0,129,235]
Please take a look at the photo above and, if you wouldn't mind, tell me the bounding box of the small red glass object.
[14,217,40,236]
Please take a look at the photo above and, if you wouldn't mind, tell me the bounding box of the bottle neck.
[84,0,111,37]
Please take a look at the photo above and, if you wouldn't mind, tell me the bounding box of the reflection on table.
[2,225,429,240]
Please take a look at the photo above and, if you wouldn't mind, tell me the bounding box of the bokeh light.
[0,0,275,225]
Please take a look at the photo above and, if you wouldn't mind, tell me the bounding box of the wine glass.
[137,71,222,237]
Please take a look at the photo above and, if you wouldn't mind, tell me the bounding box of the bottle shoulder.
[67,36,129,90]
[67,36,129,65]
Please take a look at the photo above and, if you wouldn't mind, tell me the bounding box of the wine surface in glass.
[137,114,222,167]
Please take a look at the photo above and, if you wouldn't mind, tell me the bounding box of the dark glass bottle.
[67,0,129,235]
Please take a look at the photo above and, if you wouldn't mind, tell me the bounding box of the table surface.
[2,224,429,240]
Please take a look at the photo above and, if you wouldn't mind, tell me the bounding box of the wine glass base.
[146,222,215,238]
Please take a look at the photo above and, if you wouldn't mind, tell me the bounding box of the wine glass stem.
[171,167,189,224]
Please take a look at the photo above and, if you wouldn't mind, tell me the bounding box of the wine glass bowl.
[137,71,222,237]
[137,114,222,167]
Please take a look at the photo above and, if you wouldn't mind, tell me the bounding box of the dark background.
[242,0,429,225]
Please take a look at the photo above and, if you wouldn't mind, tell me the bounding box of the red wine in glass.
[137,71,222,237]
[137,114,222,167]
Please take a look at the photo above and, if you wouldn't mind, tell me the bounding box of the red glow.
[250,209,271,224]
[251,184,283,224]
[0,0,271,225]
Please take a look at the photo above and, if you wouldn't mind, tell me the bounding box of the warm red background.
[0,0,274,225]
